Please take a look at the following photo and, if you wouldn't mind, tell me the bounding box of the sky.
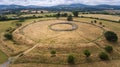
[0,0,120,6]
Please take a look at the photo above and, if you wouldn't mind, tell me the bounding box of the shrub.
[50,50,56,57]
[19,18,25,22]
[4,33,13,40]
[84,50,91,58]
[99,22,102,25]
[67,15,73,21]
[6,27,12,32]
[67,54,75,64]
[103,25,105,27]
[104,46,113,53]
[16,23,22,27]
[91,21,93,23]
[104,31,118,42]
[99,52,109,60]
[6,27,15,33]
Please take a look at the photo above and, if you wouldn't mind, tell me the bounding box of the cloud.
[0,0,120,6]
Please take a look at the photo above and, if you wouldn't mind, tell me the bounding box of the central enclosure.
[49,22,78,31]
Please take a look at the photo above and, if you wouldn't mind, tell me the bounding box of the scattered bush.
[6,27,12,32]
[19,18,25,22]
[104,31,118,42]
[6,27,15,33]
[4,33,13,40]
[67,15,73,21]
[94,20,97,23]
[84,50,91,58]
[50,50,56,57]
[103,25,105,27]
[104,46,113,53]
[91,21,93,23]
[67,54,75,64]
[16,23,22,27]
[99,52,109,60]
[99,22,102,25]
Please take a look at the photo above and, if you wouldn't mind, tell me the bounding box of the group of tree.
[56,12,68,19]
[0,15,8,21]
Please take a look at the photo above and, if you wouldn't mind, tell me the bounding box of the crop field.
[80,14,120,21]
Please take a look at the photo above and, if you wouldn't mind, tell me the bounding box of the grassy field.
[0,14,120,66]
[9,59,120,67]
[13,17,120,64]
[0,18,56,64]
[0,20,16,64]
[0,50,8,64]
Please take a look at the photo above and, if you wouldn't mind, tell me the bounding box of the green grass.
[0,50,8,64]
[0,20,16,64]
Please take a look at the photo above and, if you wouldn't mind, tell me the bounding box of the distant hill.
[54,3,88,7]
[0,4,120,11]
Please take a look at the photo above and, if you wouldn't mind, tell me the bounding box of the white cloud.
[0,0,120,6]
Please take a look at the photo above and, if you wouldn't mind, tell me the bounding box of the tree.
[99,52,109,60]
[67,15,73,21]
[41,11,44,13]
[67,54,75,64]
[72,11,79,17]
[50,50,56,57]
[104,46,113,53]
[56,12,61,19]
[33,15,36,18]
[94,20,97,23]
[104,31,118,42]
[84,50,91,58]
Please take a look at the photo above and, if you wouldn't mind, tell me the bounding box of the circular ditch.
[49,22,78,31]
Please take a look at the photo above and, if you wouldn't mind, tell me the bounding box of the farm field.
[0,14,120,67]
[80,14,120,21]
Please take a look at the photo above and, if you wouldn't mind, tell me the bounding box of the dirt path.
[0,43,39,67]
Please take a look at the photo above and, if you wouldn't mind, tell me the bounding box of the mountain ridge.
[0,3,120,10]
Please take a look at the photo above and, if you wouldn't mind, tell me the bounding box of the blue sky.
[0,0,120,6]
